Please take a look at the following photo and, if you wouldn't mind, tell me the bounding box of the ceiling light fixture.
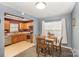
[35,2,47,9]
[22,13,24,15]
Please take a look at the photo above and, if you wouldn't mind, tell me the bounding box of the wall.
[0,6,5,57]
[65,14,72,47]
[72,3,79,56]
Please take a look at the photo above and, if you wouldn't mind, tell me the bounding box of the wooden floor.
[15,46,73,57]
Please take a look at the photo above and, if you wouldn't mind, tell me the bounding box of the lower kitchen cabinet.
[5,33,33,46]
[11,34,27,44]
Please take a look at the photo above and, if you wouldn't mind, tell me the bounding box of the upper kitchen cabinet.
[19,22,27,30]
[26,22,33,29]
[19,20,33,31]
[4,18,10,31]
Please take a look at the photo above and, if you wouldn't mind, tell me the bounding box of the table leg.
[51,42,54,57]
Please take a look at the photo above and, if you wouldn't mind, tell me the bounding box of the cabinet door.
[22,34,26,40]
[23,23,27,29]
[4,20,10,30]
[19,34,23,41]
[19,23,27,30]
[12,35,18,44]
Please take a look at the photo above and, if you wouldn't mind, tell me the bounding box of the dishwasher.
[5,35,12,46]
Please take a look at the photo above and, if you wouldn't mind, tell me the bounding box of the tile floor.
[5,41,34,57]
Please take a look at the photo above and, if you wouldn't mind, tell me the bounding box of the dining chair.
[53,36,63,56]
[48,32,55,39]
[47,35,57,56]
[36,34,40,54]
[36,35,48,57]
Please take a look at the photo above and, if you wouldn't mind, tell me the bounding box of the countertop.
[5,32,31,36]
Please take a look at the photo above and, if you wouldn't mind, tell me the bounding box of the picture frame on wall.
[72,18,76,27]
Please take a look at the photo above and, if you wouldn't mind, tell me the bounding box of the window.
[44,21,62,36]
[10,23,18,32]
[42,18,67,44]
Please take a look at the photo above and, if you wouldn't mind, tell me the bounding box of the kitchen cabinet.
[4,20,10,30]
[5,32,33,46]
[12,35,18,44]
[19,23,27,30]
[11,33,27,44]
[19,22,33,30]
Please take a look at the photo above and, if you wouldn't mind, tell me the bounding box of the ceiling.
[0,2,76,18]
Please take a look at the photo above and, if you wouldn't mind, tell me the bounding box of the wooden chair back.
[36,34,47,56]
[59,36,63,46]
[36,35,46,46]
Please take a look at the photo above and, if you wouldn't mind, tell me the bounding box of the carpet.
[15,46,73,57]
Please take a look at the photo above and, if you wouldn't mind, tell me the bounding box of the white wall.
[72,3,79,56]
[0,6,5,57]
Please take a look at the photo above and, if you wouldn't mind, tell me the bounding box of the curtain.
[61,18,67,44]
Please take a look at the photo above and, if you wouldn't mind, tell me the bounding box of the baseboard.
[72,48,79,57]
[61,45,72,49]
[61,46,79,57]
[61,46,75,57]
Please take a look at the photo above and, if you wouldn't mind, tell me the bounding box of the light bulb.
[35,2,47,9]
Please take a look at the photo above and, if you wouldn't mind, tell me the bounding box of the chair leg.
[58,47,62,57]
[44,48,46,57]
[53,46,57,56]
[58,51,61,57]
[36,47,38,54]
[37,49,40,57]
[56,46,57,52]
[51,45,54,56]
[60,48,62,56]
[53,45,55,56]
[38,53,39,57]
[36,47,40,57]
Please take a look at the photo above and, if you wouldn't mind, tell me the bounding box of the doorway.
[4,13,34,57]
